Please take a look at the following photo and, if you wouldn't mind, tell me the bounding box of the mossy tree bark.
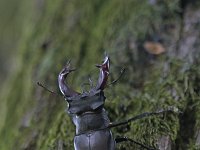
[0,0,200,150]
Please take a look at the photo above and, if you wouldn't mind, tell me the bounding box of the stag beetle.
[56,56,176,150]
[58,56,117,150]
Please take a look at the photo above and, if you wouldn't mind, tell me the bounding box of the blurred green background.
[0,0,200,149]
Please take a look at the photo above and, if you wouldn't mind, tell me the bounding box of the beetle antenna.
[37,82,63,97]
[107,67,125,87]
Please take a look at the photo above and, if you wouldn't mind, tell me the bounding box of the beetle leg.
[109,108,179,128]
[115,137,157,150]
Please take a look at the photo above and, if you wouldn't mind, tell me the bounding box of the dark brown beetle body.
[73,108,115,150]
[58,56,116,150]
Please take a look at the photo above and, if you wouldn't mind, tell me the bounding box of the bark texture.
[0,0,200,150]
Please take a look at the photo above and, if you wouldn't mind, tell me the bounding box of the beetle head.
[58,56,110,100]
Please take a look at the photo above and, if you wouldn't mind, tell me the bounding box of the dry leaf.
[144,41,165,55]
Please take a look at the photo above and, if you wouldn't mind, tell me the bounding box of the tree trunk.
[0,0,199,150]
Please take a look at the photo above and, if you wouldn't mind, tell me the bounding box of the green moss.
[0,0,199,149]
